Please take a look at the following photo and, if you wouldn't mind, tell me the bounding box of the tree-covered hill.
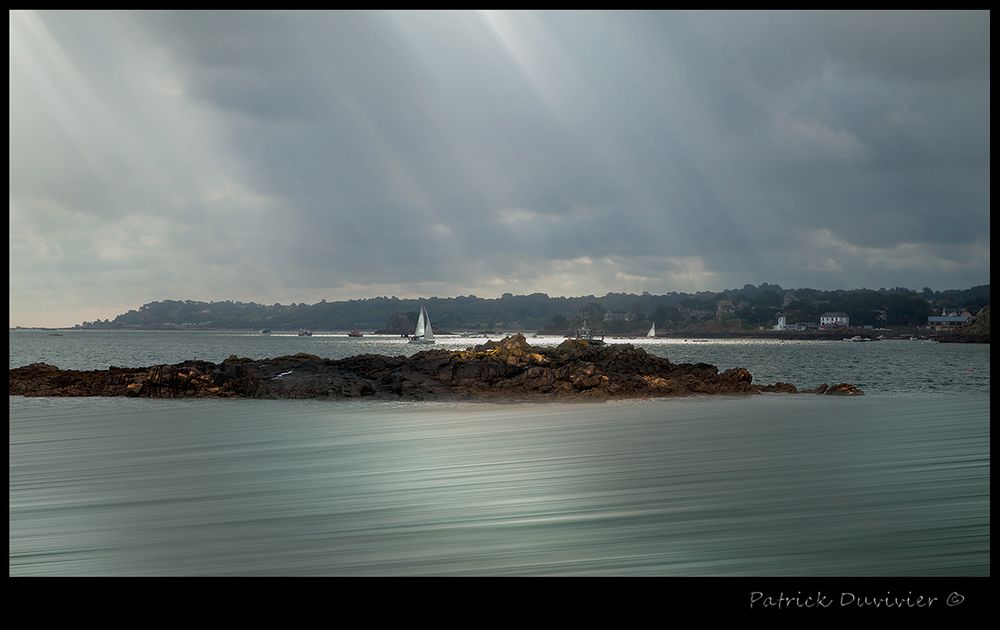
[73,284,989,333]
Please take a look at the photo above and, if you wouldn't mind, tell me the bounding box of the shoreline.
[11,327,976,342]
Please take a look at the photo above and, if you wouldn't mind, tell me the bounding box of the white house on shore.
[774,315,807,331]
[820,312,850,328]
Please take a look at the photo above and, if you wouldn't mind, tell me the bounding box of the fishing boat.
[347,329,363,337]
[260,329,271,334]
[298,330,312,336]
[574,317,605,344]
[408,306,435,344]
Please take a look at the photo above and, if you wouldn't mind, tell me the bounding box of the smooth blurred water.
[8,330,991,575]
[9,395,989,576]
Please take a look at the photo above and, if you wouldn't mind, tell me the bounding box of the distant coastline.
[59,285,988,335]
[12,326,984,343]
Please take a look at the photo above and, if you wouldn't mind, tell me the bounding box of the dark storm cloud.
[10,10,989,326]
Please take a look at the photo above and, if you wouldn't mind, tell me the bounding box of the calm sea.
[9,330,990,575]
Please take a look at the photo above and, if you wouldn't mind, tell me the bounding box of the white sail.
[424,307,434,340]
[414,307,425,338]
[647,322,655,338]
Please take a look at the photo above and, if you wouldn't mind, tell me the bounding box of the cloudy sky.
[10,10,990,326]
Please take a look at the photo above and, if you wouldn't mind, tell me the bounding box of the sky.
[9,10,990,327]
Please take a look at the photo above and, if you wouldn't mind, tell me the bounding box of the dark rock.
[936,333,989,344]
[825,383,865,396]
[756,382,798,394]
[9,335,864,401]
[937,305,989,343]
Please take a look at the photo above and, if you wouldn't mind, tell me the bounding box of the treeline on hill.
[75,284,990,333]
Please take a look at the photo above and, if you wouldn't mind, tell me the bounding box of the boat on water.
[646,322,656,338]
[260,329,271,334]
[843,335,872,342]
[298,330,312,337]
[408,306,435,344]
[347,329,363,337]
[574,317,605,344]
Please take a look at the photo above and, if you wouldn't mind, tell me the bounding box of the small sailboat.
[646,322,656,338]
[408,306,435,344]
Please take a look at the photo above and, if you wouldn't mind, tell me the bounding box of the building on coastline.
[773,315,807,331]
[927,315,971,330]
[926,307,972,331]
[820,312,850,329]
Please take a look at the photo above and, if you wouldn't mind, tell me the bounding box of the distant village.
[64,284,989,337]
[771,307,974,333]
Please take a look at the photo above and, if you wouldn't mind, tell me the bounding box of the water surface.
[10,395,989,576]
[9,330,990,575]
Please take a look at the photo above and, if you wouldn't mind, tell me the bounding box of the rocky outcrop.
[9,334,863,400]
[937,305,990,344]
[757,382,798,394]
[823,383,865,396]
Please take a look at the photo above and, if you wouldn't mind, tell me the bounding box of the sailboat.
[408,306,436,344]
[646,322,656,338]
